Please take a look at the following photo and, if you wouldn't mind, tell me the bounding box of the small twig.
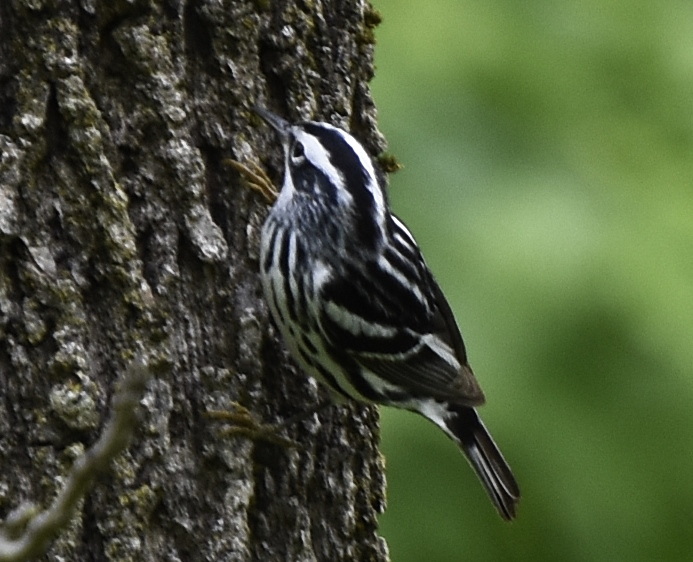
[0,360,150,561]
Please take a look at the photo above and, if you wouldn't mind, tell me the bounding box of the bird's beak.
[254,106,291,140]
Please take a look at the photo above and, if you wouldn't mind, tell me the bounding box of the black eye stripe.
[292,141,305,159]
[301,124,378,247]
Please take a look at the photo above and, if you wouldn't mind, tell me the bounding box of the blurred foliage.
[369,0,693,560]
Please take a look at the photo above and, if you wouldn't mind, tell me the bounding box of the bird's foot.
[224,159,278,204]
[205,403,297,448]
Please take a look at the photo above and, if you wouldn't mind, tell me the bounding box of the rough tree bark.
[0,0,389,560]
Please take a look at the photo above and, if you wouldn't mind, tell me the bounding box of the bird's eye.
[291,141,305,163]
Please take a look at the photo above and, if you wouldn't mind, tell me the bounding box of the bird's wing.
[317,216,485,406]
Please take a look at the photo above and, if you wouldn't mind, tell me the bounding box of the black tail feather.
[444,405,520,520]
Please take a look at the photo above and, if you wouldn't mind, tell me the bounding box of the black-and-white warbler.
[248,107,520,520]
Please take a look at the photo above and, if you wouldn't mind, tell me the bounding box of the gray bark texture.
[0,0,389,560]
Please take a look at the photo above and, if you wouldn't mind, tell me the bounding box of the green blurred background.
[369,1,693,560]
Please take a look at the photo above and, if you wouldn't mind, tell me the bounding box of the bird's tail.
[441,404,520,520]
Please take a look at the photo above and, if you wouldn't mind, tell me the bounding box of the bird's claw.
[205,403,298,448]
[225,159,278,204]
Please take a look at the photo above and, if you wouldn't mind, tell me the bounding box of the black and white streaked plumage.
[254,107,520,520]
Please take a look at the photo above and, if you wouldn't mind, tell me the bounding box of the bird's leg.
[205,399,337,449]
[224,159,278,204]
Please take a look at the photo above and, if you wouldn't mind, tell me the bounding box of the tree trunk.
[0,1,389,560]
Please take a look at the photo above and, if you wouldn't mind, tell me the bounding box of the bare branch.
[0,361,150,562]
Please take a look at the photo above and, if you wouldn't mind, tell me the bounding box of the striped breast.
[260,216,360,402]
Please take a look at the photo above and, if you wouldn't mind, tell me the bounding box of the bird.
[234,106,520,520]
